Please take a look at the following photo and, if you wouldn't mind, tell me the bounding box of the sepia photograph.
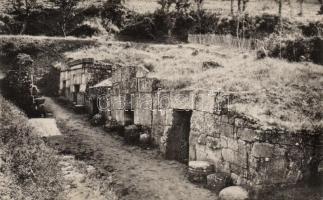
[0,0,322,199]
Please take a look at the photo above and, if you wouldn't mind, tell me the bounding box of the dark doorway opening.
[166,109,192,164]
[92,97,99,116]
[73,84,80,103]
[125,110,134,126]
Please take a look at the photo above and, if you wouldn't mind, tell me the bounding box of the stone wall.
[106,65,320,188]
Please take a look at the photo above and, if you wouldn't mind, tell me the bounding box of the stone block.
[152,109,166,125]
[198,134,208,145]
[207,173,231,192]
[115,110,125,125]
[219,123,235,138]
[257,157,289,184]
[188,161,214,183]
[189,134,198,161]
[227,137,239,151]
[134,109,152,126]
[129,78,138,93]
[170,90,195,110]
[205,147,223,167]
[112,83,120,96]
[220,136,228,148]
[136,93,153,110]
[222,149,247,167]
[151,124,164,146]
[165,109,173,126]
[237,128,259,142]
[112,67,122,83]
[153,91,171,110]
[191,111,205,132]
[121,66,136,81]
[206,136,221,150]
[196,144,207,160]
[251,142,274,158]
[204,113,220,137]
[111,95,122,110]
[195,90,217,113]
[138,77,158,92]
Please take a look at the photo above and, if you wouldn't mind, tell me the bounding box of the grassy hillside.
[0,95,63,200]
[65,41,323,132]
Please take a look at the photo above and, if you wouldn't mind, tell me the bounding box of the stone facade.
[106,64,321,189]
[59,58,112,106]
[60,62,321,189]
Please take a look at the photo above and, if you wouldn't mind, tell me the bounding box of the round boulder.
[219,186,249,200]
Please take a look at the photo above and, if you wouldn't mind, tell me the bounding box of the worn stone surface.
[251,143,274,158]
[195,90,217,113]
[190,111,205,132]
[135,93,153,110]
[207,173,231,192]
[188,161,214,183]
[237,128,259,142]
[112,83,120,96]
[134,109,152,126]
[138,78,158,92]
[219,186,249,200]
[170,90,195,110]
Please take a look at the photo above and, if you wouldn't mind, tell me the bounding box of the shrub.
[69,24,100,37]
[0,96,63,200]
[266,36,323,65]
[37,66,60,97]
[299,21,323,37]
[119,17,156,41]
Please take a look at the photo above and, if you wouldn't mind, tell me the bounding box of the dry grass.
[65,41,323,132]
[125,0,323,22]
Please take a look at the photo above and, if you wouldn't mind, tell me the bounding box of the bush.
[37,66,60,97]
[266,36,323,65]
[69,24,100,37]
[299,21,323,37]
[0,96,63,200]
[119,17,156,41]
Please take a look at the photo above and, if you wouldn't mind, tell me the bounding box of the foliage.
[37,66,60,97]
[0,96,63,200]
[1,54,36,116]
[68,24,100,37]
[49,0,81,36]
[263,34,323,65]
[102,0,129,28]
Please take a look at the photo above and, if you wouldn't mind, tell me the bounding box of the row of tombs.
[59,58,321,190]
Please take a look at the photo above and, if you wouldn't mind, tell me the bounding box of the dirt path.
[44,97,217,200]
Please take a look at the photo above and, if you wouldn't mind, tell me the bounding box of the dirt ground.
[44,97,217,200]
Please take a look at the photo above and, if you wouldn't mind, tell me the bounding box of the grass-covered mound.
[65,41,323,132]
[0,95,63,200]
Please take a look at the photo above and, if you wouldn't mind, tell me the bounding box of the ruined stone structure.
[59,58,111,106]
[87,78,112,116]
[60,61,322,190]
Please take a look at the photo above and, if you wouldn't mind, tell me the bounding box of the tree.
[194,0,204,12]
[49,0,81,36]
[9,0,39,34]
[298,0,304,16]
[277,0,283,18]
